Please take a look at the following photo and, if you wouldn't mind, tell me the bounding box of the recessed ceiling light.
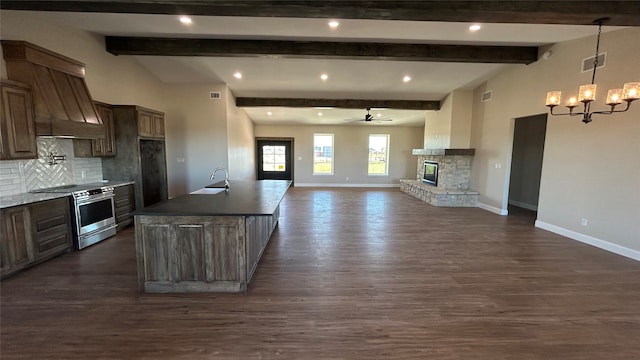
[233,72,242,79]
[267,111,273,116]
[376,113,382,117]
[469,24,481,32]
[320,73,328,81]
[328,20,340,29]
[179,16,192,25]
[317,112,323,116]
[403,75,411,82]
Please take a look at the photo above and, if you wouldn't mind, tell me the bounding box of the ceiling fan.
[345,108,393,123]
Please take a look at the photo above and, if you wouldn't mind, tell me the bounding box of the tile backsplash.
[0,137,103,196]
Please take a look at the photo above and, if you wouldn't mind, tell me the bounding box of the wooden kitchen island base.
[134,180,289,293]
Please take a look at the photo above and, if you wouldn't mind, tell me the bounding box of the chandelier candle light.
[545,18,639,124]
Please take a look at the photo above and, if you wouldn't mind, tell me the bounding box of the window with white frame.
[313,134,334,175]
[368,134,389,175]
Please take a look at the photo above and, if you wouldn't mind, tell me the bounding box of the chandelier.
[545,18,639,124]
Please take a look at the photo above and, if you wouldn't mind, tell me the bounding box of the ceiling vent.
[209,91,221,100]
[481,90,493,102]
[582,52,606,72]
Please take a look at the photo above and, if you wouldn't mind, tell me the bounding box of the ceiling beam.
[106,37,538,64]
[235,98,440,111]
[1,1,639,26]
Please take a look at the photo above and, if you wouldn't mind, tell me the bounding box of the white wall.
[470,27,640,256]
[255,125,424,186]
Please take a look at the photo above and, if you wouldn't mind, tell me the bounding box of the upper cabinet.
[0,80,37,160]
[1,40,104,139]
[92,102,116,156]
[137,108,165,139]
[73,101,117,157]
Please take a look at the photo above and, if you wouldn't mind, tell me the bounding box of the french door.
[256,138,293,182]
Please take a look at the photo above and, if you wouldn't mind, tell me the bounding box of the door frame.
[255,137,295,186]
[504,113,547,215]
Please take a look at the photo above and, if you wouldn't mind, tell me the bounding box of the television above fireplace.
[423,161,438,186]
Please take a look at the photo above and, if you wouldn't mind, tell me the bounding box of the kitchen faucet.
[211,168,230,190]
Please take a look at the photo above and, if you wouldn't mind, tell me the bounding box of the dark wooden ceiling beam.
[106,37,538,64]
[235,98,440,111]
[1,1,639,26]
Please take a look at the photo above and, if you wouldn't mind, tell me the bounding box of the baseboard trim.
[508,200,538,211]
[535,220,640,261]
[478,202,508,216]
[295,183,400,188]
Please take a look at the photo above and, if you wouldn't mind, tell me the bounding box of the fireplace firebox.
[423,161,438,186]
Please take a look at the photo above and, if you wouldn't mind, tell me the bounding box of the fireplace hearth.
[401,148,478,207]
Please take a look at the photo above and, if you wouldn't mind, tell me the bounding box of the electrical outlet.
[346,177,349,181]
[581,218,588,226]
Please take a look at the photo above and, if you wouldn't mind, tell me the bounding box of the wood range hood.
[1,40,104,139]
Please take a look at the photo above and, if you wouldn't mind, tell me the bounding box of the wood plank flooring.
[2,188,639,359]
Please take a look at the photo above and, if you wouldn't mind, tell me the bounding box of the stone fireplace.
[400,148,478,207]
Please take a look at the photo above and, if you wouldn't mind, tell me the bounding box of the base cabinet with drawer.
[1,197,73,279]
[114,183,135,231]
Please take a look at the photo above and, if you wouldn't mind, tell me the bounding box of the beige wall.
[423,90,472,149]
[0,11,165,110]
[255,125,424,185]
[226,88,256,181]
[3,10,638,256]
[162,84,229,195]
[0,11,256,198]
[470,27,640,253]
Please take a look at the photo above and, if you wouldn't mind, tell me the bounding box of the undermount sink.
[190,188,226,195]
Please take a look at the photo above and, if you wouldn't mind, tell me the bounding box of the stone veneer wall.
[416,155,473,190]
[401,149,478,207]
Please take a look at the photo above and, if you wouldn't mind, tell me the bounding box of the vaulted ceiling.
[2,1,638,126]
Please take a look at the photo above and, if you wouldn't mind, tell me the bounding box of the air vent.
[209,91,221,100]
[481,90,492,102]
[582,53,606,72]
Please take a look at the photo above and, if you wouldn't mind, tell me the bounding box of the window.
[368,134,389,175]
[313,134,334,175]
[262,145,286,172]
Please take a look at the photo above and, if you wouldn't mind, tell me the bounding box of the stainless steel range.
[31,184,117,249]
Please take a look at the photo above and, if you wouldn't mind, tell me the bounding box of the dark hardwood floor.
[2,188,639,359]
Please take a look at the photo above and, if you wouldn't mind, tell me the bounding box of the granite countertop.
[0,180,135,209]
[134,180,291,217]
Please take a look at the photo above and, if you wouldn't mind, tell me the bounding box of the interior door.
[256,139,293,181]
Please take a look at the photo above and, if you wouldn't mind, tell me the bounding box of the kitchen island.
[134,180,290,293]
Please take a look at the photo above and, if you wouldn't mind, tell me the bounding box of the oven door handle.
[75,193,114,204]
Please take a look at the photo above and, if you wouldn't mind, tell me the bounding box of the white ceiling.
[24,11,624,126]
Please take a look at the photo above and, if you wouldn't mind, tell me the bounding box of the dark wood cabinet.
[137,108,165,139]
[2,40,104,139]
[102,105,168,209]
[246,215,275,282]
[1,197,72,279]
[0,80,37,160]
[29,198,73,260]
[1,206,34,277]
[73,101,117,157]
[92,102,116,156]
[114,184,135,231]
[135,205,281,293]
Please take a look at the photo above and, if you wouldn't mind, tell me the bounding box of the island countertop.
[134,180,291,217]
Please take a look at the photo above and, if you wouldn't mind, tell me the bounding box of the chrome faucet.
[211,167,230,190]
